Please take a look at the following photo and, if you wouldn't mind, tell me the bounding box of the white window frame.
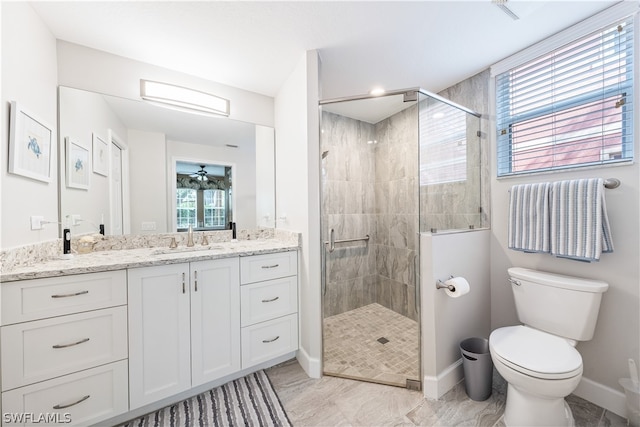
[490,2,639,178]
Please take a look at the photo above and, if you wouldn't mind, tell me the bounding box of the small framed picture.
[66,137,90,190]
[8,101,54,183]
[92,133,108,176]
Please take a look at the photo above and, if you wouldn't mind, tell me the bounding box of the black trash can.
[460,337,493,401]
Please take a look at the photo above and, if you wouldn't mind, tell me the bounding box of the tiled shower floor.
[323,303,420,387]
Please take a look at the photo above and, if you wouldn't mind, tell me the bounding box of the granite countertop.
[1,239,299,283]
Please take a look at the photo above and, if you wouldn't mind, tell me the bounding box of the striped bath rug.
[121,370,291,427]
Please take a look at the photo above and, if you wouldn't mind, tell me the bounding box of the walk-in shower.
[320,88,482,389]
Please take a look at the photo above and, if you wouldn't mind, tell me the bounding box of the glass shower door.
[320,92,421,389]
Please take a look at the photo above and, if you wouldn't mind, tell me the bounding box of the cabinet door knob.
[261,296,279,303]
[194,271,198,292]
[182,272,186,294]
[262,336,280,343]
[261,264,279,269]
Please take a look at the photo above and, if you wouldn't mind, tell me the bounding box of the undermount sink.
[152,245,225,256]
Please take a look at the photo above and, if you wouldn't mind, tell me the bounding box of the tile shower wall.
[322,111,378,318]
[322,107,419,321]
[374,106,419,321]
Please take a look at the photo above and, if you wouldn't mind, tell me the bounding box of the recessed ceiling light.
[369,88,385,96]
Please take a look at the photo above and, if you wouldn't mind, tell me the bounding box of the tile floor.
[267,359,629,426]
[323,303,420,387]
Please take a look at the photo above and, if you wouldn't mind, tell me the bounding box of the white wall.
[274,50,322,377]
[56,41,274,128]
[421,230,491,399]
[1,3,59,249]
[128,130,167,235]
[488,7,640,416]
[488,102,640,414]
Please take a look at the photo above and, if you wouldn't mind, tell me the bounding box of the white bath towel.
[550,178,614,262]
[508,182,551,253]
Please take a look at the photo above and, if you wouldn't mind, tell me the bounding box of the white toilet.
[489,267,608,427]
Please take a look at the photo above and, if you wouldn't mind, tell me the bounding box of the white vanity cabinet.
[0,271,129,427]
[127,257,241,410]
[240,251,298,369]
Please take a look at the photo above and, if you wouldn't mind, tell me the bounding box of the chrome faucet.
[187,225,195,247]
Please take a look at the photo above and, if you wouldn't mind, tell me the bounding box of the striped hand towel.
[550,178,614,262]
[508,182,551,253]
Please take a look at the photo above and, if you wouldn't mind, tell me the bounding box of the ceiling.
[30,1,622,101]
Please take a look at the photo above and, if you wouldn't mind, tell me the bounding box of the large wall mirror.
[58,86,276,237]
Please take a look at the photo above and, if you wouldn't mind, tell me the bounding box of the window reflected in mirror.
[176,161,232,231]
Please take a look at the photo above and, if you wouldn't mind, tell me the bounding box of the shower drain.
[377,337,389,344]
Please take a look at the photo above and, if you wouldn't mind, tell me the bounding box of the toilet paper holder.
[436,276,456,292]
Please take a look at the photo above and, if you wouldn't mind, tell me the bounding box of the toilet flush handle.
[509,278,521,286]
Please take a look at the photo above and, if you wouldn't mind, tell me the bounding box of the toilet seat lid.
[490,326,582,379]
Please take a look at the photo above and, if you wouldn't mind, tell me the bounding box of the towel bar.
[508,178,620,192]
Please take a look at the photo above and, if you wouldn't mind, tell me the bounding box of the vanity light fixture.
[140,80,230,117]
[369,87,385,96]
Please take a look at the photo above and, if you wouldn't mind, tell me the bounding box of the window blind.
[496,15,634,176]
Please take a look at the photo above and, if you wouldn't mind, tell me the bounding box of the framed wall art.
[92,133,109,176]
[8,101,54,183]
[66,137,90,190]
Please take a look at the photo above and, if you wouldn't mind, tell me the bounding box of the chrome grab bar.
[325,231,369,253]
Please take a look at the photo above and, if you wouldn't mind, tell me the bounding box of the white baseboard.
[574,376,627,418]
[423,358,464,400]
[296,346,322,378]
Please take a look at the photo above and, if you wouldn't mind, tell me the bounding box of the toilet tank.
[508,267,609,341]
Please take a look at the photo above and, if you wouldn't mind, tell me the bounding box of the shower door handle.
[414,250,420,315]
[329,228,336,253]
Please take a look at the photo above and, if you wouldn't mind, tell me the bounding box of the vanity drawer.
[1,270,127,325]
[240,251,297,284]
[240,276,297,327]
[1,306,128,391]
[241,314,298,369]
[1,360,128,427]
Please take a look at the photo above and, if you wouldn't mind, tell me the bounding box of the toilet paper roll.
[444,276,470,298]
